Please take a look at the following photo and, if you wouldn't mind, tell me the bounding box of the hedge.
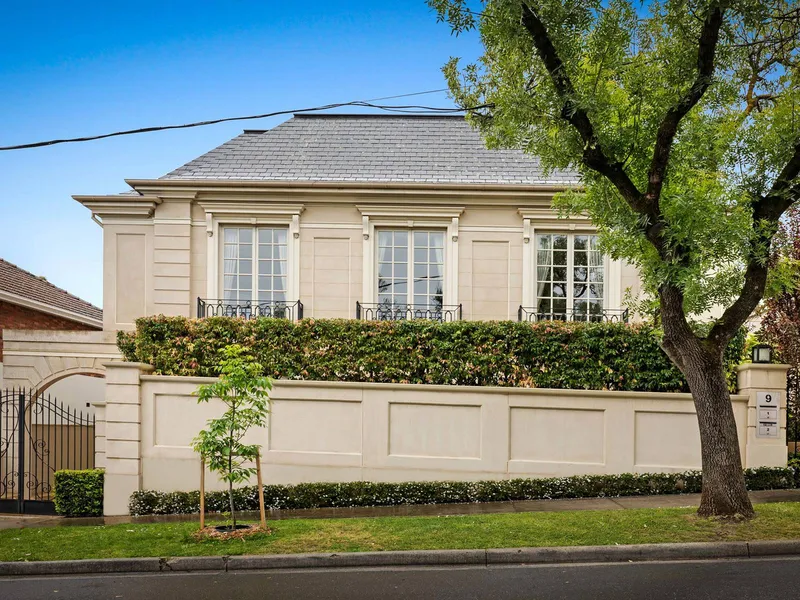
[117,317,746,393]
[53,469,104,517]
[129,467,799,516]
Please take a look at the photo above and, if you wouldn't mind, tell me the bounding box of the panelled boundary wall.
[102,362,790,516]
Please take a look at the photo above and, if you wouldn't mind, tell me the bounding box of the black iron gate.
[0,388,95,514]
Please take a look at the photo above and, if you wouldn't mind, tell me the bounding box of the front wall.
[137,377,750,491]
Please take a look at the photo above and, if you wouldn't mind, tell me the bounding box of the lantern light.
[751,343,773,364]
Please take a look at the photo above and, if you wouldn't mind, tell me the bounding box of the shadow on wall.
[45,374,104,417]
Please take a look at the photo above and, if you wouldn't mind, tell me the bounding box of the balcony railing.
[356,301,462,322]
[197,298,303,320]
[517,306,629,323]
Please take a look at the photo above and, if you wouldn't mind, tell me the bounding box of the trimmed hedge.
[128,467,798,516]
[53,469,104,517]
[117,317,746,393]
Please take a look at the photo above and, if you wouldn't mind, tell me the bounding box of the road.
[1,557,795,600]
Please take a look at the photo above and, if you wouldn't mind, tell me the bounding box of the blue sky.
[0,1,480,306]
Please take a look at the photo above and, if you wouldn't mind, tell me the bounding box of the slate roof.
[0,258,103,325]
[161,114,580,185]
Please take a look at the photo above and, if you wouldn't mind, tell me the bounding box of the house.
[0,258,104,404]
[72,114,641,330]
[2,114,784,517]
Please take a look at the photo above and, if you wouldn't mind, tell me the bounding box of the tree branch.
[709,140,800,343]
[519,2,643,208]
[646,3,726,203]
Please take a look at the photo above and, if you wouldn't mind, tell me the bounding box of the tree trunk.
[680,343,755,518]
[228,480,236,528]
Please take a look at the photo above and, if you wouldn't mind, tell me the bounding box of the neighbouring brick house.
[0,258,103,387]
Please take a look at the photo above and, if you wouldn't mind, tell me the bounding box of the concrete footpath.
[2,488,799,531]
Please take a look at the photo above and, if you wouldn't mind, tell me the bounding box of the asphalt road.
[1,557,797,600]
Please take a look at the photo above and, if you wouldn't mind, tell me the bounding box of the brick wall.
[0,300,99,359]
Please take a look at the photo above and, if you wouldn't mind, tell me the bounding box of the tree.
[761,205,800,455]
[430,0,800,517]
[192,344,271,528]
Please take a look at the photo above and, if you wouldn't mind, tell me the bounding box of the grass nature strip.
[3,503,800,562]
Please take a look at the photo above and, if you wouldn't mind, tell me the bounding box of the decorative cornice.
[518,207,594,230]
[356,205,465,219]
[125,179,573,204]
[73,195,161,220]
[197,200,305,217]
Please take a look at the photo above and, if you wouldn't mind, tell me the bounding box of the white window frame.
[375,228,447,308]
[199,202,303,309]
[532,232,607,317]
[519,209,622,312]
[220,225,291,304]
[357,205,463,307]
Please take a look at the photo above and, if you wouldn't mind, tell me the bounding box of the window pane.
[239,260,252,274]
[259,261,272,275]
[224,228,238,243]
[379,263,392,278]
[258,245,272,259]
[574,284,588,299]
[430,232,444,248]
[258,228,272,244]
[274,277,287,292]
[239,228,252,243]
[224,259,236,274]
[378,231,392,246]
[394,262,407,279]
[574,252,587,267]
[553,283,566,297]
[414,280,427,294]
[414,248,427,264]
[537,235,551,250]
[274,229,287,244]
[258,276,270,291]
[553,251,567,266]
[239,275,252,290]
[394,246,407,262]
[574,236,588,251]
[553,267,567,281]
[537,298,551,313]
[393,230,408,245]
[414,231,428,246]
[553,235,567,250]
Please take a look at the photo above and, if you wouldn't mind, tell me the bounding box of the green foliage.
[128,467,799,515]
[53,469,104,517]
[118,316,747,393]
[429,0,800,318]
[191,344,272,526]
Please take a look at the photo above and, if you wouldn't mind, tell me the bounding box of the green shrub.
[118,317,746,393]
[128,467,798,516]
[54,469,104,517]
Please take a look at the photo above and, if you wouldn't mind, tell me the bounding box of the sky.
[0,1,481,307]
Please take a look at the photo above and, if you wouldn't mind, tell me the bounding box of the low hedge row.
[117,316,746,392]
[54,469,104,517]
[128,467,798,515]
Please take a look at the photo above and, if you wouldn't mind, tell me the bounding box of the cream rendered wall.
[103,222,153,331]
[94,191,646,325]
[131,375,761,494]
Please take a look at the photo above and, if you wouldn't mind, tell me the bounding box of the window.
[377,230,444,308]
[535,233,604,320]
[222,226,288,304]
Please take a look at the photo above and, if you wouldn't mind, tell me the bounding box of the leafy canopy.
[430,0,800,318]
[191,344,272,485]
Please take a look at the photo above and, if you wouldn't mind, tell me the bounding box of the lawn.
[3,503,800,562]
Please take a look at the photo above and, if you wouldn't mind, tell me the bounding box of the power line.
[0,89,475,152]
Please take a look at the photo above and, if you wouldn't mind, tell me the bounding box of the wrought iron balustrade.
[356,301,462,322]
[197,298,303,320]
[517,306,629,323]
